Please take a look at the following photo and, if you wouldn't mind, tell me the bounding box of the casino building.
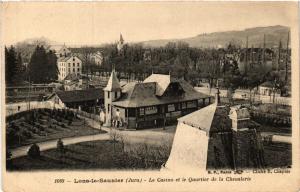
[103,70,212,129]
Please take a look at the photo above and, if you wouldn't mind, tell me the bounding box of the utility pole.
[277,39,282,71]
[27,76,31,111]
[285,32,290,82]
[245,36,248,74]
[263,34,266,68]
[250,45,254,69]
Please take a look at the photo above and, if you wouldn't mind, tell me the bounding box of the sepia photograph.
[1,1,299,192]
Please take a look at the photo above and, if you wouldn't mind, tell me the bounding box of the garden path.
[10,116,175,159]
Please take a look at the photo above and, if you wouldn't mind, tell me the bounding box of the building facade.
[48,88,104,113]
[103,71,212,129]
[57,56,82,81]
[89,51,103,66]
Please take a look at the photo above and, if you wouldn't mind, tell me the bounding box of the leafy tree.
[12,52,25,85]
[5,46,24,85]
[28,45,48,83]
[56,138,65,155]
[242,66,267,104]
[27,143,40,159]
[265,71,286,103]
[223,60,242,103]
[46,50,58,81]
[28,45,58,83]
[5,47,10,84]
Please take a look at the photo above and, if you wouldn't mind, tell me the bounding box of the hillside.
[141,25,290,48]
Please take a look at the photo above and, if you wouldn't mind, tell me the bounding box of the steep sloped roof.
[112,80,210,108]
[64,73,80,81]
[57,56,72,62]
[165,101,263,171]
[164,121,210,171]
[178,104,217,133]
[143,74,171,96]
[57,55,81,62]
[103,70,121,92]
[56,88,104,103]
[112,82,161,108]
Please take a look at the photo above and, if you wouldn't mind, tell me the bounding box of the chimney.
[229,106,251,132]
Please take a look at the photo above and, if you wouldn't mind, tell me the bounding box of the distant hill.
[141,25,290,48]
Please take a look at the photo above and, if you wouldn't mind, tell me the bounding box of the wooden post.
[126,108,129,129]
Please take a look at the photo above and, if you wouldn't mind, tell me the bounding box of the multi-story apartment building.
[57,56,82,81]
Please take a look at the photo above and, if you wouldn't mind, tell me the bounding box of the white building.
[51,44,71,58]
[89,51,103,66]
[103,69,122,126]
[57,56,82,81]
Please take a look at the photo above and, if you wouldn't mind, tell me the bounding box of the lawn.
[7,137,290,171]
[6,108,106,149]
[7,140,168,171]
[263,142,292,168]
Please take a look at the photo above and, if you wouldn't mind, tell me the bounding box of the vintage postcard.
[1,1,299,192]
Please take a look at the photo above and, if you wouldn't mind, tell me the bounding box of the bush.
[56,139,65,154]
[68,119,72,126]
[31,127,40,134]
[38,131,47,136]
[27,143,40,159]
[22,130,32,138]
[35,124,43,131]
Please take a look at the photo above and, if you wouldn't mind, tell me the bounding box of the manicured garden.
[6,108,106,149]
[7,139,171,170]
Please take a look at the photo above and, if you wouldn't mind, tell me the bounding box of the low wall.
[6,101,63,117]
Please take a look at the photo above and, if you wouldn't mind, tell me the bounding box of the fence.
[194,87,291,106]
[68,108,101,122]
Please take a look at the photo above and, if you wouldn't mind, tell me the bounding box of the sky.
[2,1,298,46]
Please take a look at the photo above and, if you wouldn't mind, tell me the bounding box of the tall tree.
[5,47,11,85]
[242,66,266,105]
[28,45,48,83]
[266,71,286,103]
[5,46,24,85]
[46,50,58,82]
[12,52,24,85]
[223,59,242,103]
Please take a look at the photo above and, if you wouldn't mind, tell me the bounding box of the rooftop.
[143,74,171,96]
[57,55,80,62]
[112,77,210,108]
[260,81,274,88]
[54,88,104,103]
[103,70,121,92]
